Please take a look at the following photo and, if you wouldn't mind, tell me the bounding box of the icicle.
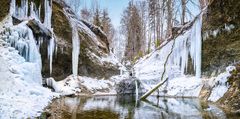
[15,0,28,19]
[30,2,40,20]
[10,0,16,16]
[71,25,80,76]
[195,15,202,78]
[135,79,139,101]
[48,38,55,75]
[44,0,52,29]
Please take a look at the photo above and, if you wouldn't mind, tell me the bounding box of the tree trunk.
[181,0,186,24]
[166,0,172,38]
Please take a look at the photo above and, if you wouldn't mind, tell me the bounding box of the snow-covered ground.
[46,75,126,96]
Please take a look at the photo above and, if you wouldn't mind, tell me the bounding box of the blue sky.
[82,0,130,28]
[67,0,200,29]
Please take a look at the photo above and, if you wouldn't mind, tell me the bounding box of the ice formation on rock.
[134,14,203,97]
[63,7,81,77]
[10,0,55,75]
[2,22,43,84]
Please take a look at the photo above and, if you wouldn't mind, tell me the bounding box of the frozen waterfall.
[134,13,203,89]
[166,14,203,78]
[2,22,43,84]
[10,0,55,76]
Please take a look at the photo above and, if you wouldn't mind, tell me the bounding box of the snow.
[157,76,203,97]
[46,75,116,95]
[208,66,235,102]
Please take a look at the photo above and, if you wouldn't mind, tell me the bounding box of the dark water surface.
[41,95,240,119]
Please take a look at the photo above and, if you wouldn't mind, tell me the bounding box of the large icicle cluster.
[1,22,42,84]
[134,14,203,96]
[167,15,202,78]
[10,0,55,75]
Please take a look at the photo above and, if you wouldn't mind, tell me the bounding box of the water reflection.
[43,95,237,119]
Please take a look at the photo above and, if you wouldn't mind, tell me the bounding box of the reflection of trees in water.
[45,96,229,119]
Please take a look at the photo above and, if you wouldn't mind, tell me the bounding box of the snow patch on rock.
[208,66,235,102]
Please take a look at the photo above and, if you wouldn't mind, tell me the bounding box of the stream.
[40,95,240,119]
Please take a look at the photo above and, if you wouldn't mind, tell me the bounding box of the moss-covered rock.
[218,64,240,112]
[0,0,10,22]
[202,0,240,76]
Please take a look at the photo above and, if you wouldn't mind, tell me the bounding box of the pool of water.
[41,95,240,119]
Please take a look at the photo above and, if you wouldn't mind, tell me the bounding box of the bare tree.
[121,1,145,61]
[80,8,92,21]
[181,0,186,24]
[166,0,173,38]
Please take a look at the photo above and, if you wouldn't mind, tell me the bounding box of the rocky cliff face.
[0,0,120,81]
[218,64,240,112]
[44,1,119,80]
[201,0,240,112]
[0,1,10,21]
[202,0,240,76]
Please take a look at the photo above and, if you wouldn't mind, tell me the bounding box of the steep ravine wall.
[202,0,240,112]
[0,0,10,21]
[202,0,240,76]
